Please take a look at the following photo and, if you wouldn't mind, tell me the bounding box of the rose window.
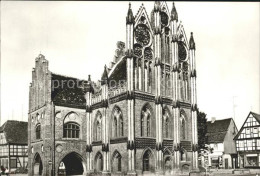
[134,24,151,46]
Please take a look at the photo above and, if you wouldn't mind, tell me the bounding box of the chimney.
[211,117,216,123]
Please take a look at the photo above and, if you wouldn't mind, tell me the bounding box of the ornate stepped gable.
[28,2,199,175]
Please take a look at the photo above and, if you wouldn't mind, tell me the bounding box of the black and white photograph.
[0,1,259,176]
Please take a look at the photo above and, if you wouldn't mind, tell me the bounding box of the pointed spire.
[154,1,161,12]
[85,75,94,93]
[171,2,178,21]
[88,75,91,82]
[101,65,109,85]
[126,3,134,24]
[189,32,196,50]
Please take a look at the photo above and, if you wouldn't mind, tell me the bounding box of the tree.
[197,109,208,154]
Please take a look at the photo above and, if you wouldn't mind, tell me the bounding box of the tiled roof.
[51,73,87,108]
[206,118,232,143]
[0,120,28,144]
[108,58,126,82]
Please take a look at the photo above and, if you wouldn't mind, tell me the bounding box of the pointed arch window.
[112,107,123,138]
[165,118,169,138]
[112,151,122,172]
[147,115,151,136]
[180,113,186,140]
[114,117,118,137]
[119,116,124,136]
[94,112,102,141]
[141,106,152,137]
[141,115,144,136]
[181,120,186,140]
[95,152,103,172]
[96,121,101,141]
[163,109,170,138]
[143,150,153,172]
[36,124,41,139]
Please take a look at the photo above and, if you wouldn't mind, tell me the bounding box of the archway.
[163,149,173,172]
[58,152,85,175]
[33,153,43,175]
[111,150,122,173]
[94,152,103,173]
[142,149,155,173]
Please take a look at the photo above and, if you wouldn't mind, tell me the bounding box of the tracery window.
[112,107,123,138]
[63,122,80,138]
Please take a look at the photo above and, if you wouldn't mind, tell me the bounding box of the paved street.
[6,174,260,176]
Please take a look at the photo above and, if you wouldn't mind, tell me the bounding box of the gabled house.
[206,118,238,169]
[234,111,260,168]
[0,120,28,172]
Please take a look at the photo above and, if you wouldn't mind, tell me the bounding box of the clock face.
[178,42,188,61]
[135,24,151,46]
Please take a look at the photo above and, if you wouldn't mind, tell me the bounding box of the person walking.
[0,165,6,175]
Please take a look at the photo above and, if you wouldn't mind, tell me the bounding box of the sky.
[1,1,259,129]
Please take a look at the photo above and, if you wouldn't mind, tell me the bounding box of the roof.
[234,111,260,140]
[0,120,28,144]
[251,112,260,123]
[206,118,232,143]
[51,73,87,108]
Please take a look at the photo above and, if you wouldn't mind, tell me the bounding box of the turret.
[189,32,198,169]
[85,74,94,173]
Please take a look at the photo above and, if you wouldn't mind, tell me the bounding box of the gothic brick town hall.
[28,2,199,175]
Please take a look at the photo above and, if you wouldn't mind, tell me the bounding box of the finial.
[101,65,109,85]
[189,32,195,50]
[154,1,161,12]
[86,75,94,93]
[171,2,178,21]
[126,2,134,24]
